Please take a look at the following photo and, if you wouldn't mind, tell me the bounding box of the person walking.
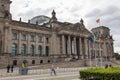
[11,64,14,73]
[105,63,108,69]
[7,64,10,73]
[50,64,56,75]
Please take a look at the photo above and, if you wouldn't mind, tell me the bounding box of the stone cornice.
[9,20,51,31]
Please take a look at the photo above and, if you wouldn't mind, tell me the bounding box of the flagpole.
[87,36,92,67]
[93,34,98,67]
[99,42,102,67]
[94,41,97,67]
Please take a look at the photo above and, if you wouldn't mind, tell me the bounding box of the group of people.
[7,64,14,73]
[7,63,56,75]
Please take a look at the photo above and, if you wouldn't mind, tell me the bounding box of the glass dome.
[30,15,50,25]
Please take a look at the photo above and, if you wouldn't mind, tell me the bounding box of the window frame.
[38,35,42,42]
[12,43,17,56]
[22,34,26,41]
[12,33,17,40]
[30,35,34,42]
[21,44,26,56]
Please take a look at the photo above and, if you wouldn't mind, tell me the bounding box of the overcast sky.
[10,0,120,53]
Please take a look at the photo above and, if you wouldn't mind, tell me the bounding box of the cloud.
[85,9,101,18]
[85,6,120,18]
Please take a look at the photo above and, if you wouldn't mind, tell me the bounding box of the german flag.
[96,19,100,23]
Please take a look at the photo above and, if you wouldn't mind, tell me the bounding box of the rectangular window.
[38,36,42,42]
[46,36,49,43]
[31,35,34,42]
[22,34,26,40]
[12,33,17,40]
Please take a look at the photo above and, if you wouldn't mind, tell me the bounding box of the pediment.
[57,24,91,35]
[73,23,84,31]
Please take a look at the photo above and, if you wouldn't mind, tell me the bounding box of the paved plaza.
[1,72,79,80]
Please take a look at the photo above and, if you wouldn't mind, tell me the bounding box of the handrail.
[0,67,87,77]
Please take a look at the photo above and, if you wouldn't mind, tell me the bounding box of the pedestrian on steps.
[7,64,10,73]
[50,64,56,75]
[11,64,14,73]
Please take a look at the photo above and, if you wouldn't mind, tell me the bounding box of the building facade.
[0,0,114,66]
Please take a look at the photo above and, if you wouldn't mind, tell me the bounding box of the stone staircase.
[0,56,12,68]
[25,60,88,70]
[29,59,120,70]
[0,56,119,69]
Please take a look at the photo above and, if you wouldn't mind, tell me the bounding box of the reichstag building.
[0,0,114,66]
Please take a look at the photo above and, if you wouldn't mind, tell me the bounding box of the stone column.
[68,35,71,56]
[7,27,12,54]
[99,42,103,67]
[109,42,113,59]
[103,42,107,61]
[42,35,45,56]
[79,37,83,59]
[107,42,111,59]
[94,42,98,66]
[111,43,114,58]
[27,32,30,55]
[3,26,8,53]
[50,36,53,55]
[18,31,21,55]
[85,38,88,59]
[62,35,65,55]
[35,33,38,56]
[74,37,77,55]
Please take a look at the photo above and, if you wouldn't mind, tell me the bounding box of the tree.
[114,53,120,60]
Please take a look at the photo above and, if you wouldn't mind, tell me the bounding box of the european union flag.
[87,36,93,42]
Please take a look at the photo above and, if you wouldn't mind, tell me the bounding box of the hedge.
[79,67,120,80]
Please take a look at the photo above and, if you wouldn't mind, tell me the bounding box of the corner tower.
[0,0,12,19]
[50,10,57,22]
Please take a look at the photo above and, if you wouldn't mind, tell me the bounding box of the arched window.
[21,44,26,56]
[48,60,50,63]
[38,45,42,56]
[13,60,17,66]
[30,45,34,56]
[32,60,35,64]
[12,43,17,56]
[40,60,43,64]
[46,46,49,56]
